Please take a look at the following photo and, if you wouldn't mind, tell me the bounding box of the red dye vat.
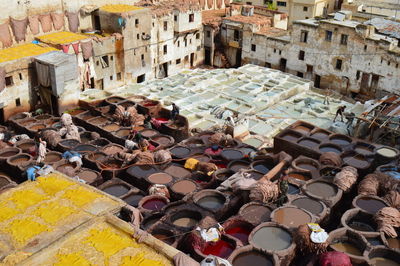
[143,101,157,107]
[155,117,169,122]
[202,239,234,258]
[142,199,167,211]
[205,148,222,156]
[225,226,252,244]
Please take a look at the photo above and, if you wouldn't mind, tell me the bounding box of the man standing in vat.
[333,106,346,122]
[171,103,180,121]
[324,88,332,105]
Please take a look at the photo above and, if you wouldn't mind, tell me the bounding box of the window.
[185,39,187,47]
[297,72,304,78]
[273,48,276,53]
[356,71,360,80]
[307,65,313,72]
[163,45,167,55]
[101,56,109,68]
[190,38,192,44]
[189,14,194,23]
[177,41,180,47]
[137,34,140,40]
[110,75,113,81]
[196,33,200,39]
[137,74,145,83]
[19,73,23,80]
[96,61,99,66]
[364,45,367,51]
[277,1,286,6]
[246,2,252,4]
[251,44,256,52]
[234,30,240,41]
[197,46,201,51]
[300,30,308,43]
[279,50,282,55]
[298,50,305,60]
[141,54,144,60]
[340,34,348,45]
[335,59,342,70]
[15,98,21,106]
[325,30,332,41]
[117,73,122,81]
[303,6,308,11]
[110,56,113,61]
[207,31,211,38]
[305,17,309,19]
[176,59,181,64]
[5,76,13,86]
[135,19,139,27]
[164,21,168,31]
[265,62,272,68]
[174,15,177,21]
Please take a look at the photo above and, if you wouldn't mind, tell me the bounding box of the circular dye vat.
[252,161,270,174]
[296,162,318,172]
[59,139,79,149]
[355,143,375,156]
[28,123,46,131]
[74,144,97,153]
[387,238,400,249]
[88,116,108,126]
[77,170,98,184]
[196,195,225,211]
[319,144,342,154]
[141,214,164,230]
[141,129,159,138]
[369,257,399,266]
[0,148,19,158]
[273,207,312,228]
[103,123,120,132]
[247,171,264,180]
[152,231,175,245]
[17,142,36,151]
[348,218,376,232]
[355,197,387,214]
[294,125,312,134]
[164,164,191,179]
[115,128,130,138]
[123,194,144,207]
[147,173,173,184]
[307,181,337,198]
[367,237,384,246]
[229,161,250,172]
[288,184,300,195]
[330,135,352,146]
[281,132,301,142]
[298,138,320,148]
[171,211,201,228]
[240,204,272,224]
[102,145,124,155]
[243,138,263,148]
[127,165,158,179]
[292,197,324,215]
[221,149,243,161]
[311,131,330,140]
[377,147,398,158]
[225,226,252,245]
[202,239,235,259]
[343,154,369,168]
[170,146,191,158]
[252,226,292,250]
[152,135,173,146]
[102,185,130,197]
[331,241,363,256]
[288,173,310,181]
[142,198,167,211]
[232,250,273,266]
[171,180,197,194]
[9,155,31,164]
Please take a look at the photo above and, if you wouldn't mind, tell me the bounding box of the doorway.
[235,49,242,67]
[190,53,195,67]
[50,94,59,116]
[314,74,321,88]
[0,108,4,124]
[205,48,211,65]
[279,58,286,72]
[162,62,168,77]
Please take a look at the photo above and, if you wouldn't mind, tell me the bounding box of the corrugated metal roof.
[34,51,73,66]
[365,18,400,39]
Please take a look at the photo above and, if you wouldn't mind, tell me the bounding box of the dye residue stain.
[331,242,363,256]
[32,201,76,225]
[0,203,19,222]
[5,218,49,245]
[121,252,165,266]
[7,189,48,210]
[61,187,100,207]
[54,253,91,266]
[225,226,252,244]
[202,239,234,259]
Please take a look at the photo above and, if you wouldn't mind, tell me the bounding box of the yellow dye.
[100,4,143,13]
[0,204,19,223]
[84,228,136,259]
[37,31,90,45]
[120,253,165,266]
[184,158,199,170]
[32,201,76,225]
[7,189,48,211]
[0,44,57,63]
[36,175,74,195]
[54,253,92,266]
[61,187,100,207]
[5,218,48,244]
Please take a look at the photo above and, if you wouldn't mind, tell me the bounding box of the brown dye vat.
[298,138,320,149]
[17,141,36,152]
[88,116,108,126]
[35,114,52,120]
[214,169,234,182]
[90,138,110,147]
[29,123,46,131]
[78,112,95,121]
[239,203,272,225]
[58,139,80,149]
[0,176,12,187]
[368,248,400,266]
[127,165,158,179]
[18,118,36,126]
[44,152,62,164]
[115,128,130,138]
[250,223,293,251]
[228,160,250,172]
[272,207,313,228]
[170,146,191,159]
[152,135,174,146]
[141,129,159,138]
[230,249,275,266]
[319,144,342,154]
[68,109,85,116]
[342,209,378,234]
[221,149,243,161]
[101,144,124,155]
[150,229,175,245]
[288,172,310,181]
[306,181,338,198]
[171,179,197,195]
[291,197,325,216]
[87,152,107,161]
[353,196,387,214]
[329,134,352,146]
[343,154,369,168]
[106,96,125,104]
[185,138,204,147]
[0,148,20,158]
[170,210,202,229]
[147,173,173,185]
[103,123,120,132]
[10,113,28,121]
[293,125,312,134]
[331,241,363,256]
[386,238,400,249]
[281,132,302,142]
[8,154,31,166]
[77,170,99,185]
[192,154,211,163]
[355,142,375,156]
[56,163,76,175]
[164,164,191,179]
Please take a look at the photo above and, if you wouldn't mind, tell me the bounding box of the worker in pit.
[143,114,152,129]
[333,106,346,123]
[36,138,47,164]
[171,103,180,121]
[62,151,82,168]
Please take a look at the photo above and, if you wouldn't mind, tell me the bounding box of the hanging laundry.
[51,12,64,30]
[36,63,51,87]
[61,44,70,53]
[72,42,79,54]
[80,40,93,60]
[66,11,79,33]
[0,22,13,48]
[39,14,53,33]
[28,15,40,35]
[10,17,28,42]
